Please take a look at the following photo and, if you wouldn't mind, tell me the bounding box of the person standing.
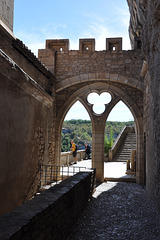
[84,142,91,160]
[70,140,77,164]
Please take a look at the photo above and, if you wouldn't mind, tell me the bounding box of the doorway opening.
[104,101,136,182]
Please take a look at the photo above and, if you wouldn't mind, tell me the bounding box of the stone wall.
[1,0,160,217]
[0,23,56,215]
[142,0,160,208]
[55,50,143,83]
[127,0,145,49]
[0,0,14,31]
[128,0,160,208]
[39,40,144,86]
[61,150,85,165]
[0,171,96,240]
[0,24,55,94]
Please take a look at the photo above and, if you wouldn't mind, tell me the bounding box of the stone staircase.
[112,132,136,162]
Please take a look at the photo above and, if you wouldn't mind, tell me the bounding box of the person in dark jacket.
[84,142,91,159]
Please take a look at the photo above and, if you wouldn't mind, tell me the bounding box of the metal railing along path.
[40,164,93,187]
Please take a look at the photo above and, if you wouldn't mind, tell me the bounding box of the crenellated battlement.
[38,38,125,73]
[45,37,122,52]
[38,37,142,77]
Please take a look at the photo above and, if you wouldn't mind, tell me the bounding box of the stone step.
[115,157,130,160]
[117,147,136,151]
[116,149,136,154]
[113,158,130,162]
[115,155,132,158]
[112,131,136,162]
[114,156,130,159]
[117,150,135,153]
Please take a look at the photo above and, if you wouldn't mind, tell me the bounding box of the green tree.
[61,134,71,152]
[104,135,110,155]
[62,119,134,152]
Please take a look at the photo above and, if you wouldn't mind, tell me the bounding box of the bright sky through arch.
[65,101,134,122]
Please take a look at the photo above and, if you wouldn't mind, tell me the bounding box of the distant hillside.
[61,119,134,152]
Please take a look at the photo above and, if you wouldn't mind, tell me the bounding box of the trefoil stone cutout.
[87,92,112,114]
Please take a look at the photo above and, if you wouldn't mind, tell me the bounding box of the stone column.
[92,117,106,182]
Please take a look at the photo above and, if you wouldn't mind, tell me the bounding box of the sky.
[13,0,134,122]
[65,100,134,121]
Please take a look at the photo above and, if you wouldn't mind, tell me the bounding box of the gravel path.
[67,182,160,240]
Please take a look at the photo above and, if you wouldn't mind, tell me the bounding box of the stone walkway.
[73,159,135,181]
[67,181,160,240]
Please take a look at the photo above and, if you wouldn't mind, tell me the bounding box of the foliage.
[104,128,114,156]
[61,119,134,152]
[62,119,92,151]
[61,133,71,152]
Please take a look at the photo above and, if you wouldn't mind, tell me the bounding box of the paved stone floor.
[72,159,135,180]
[67,181,160,240]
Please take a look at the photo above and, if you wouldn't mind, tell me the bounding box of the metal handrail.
[40,164,91,187]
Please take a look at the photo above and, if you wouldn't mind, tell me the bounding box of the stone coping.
[0,171,95,240]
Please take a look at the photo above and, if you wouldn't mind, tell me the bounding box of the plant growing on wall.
[104,128,113,156]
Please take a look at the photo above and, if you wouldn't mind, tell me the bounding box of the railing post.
[67,154,69,165]
[62,166,64,180]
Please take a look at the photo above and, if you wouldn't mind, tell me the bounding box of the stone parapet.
[55,49,143,87]
[61,150,85,165]
[79,38,95,52]
[38,38,144,79]
[109,126,134,161]
[106,38,122,51]
[0,171,96,240]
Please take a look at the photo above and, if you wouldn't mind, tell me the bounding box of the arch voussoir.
[56,72,143,93]
[79,73,89,82]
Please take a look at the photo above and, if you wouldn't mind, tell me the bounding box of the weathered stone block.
[79,39,95,52]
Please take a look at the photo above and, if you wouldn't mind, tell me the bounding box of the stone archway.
[55,80,143,183]
[39,37,144,183]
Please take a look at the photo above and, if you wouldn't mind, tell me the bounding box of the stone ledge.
[0,20,15,39]
[0,171,95,240]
